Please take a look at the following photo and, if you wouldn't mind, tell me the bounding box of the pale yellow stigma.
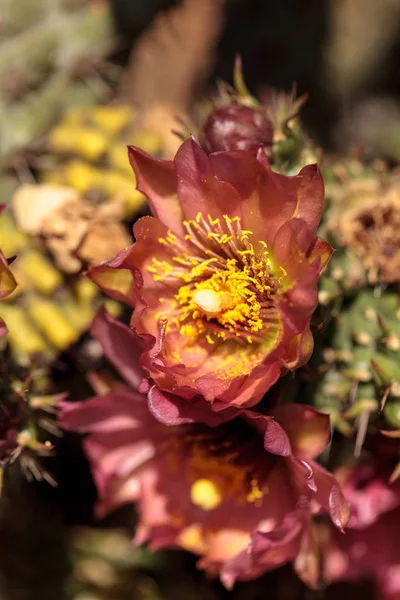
[190,478,222,510]
[192,289,222,316]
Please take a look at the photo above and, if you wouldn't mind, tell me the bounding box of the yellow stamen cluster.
[147,213,284,344]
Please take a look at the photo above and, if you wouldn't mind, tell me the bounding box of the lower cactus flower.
[88,138,332,410]
[0,205,18,337]
[59,311,349,588]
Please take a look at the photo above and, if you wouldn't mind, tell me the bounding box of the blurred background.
[0,0,399,598]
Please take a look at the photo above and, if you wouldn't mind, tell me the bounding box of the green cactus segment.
[0,0,114,167]
[0,350,60,488]
[315,291,400,431]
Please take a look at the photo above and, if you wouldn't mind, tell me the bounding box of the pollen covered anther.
[190,478,222,510]
[192,288,225,316]
[150,214,282,345]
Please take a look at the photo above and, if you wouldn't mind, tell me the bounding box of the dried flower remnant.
[88,138,332,410]
[59,311,349,589]
[326,176,400,284]
[13,184,132,273]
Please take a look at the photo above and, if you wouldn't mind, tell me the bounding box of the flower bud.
[200,104,273,153]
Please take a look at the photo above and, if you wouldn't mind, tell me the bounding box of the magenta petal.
[311,461,350,531]
[271,404,331,460]
[91,309,145,391]
[292,164,324,236]
[220,512,303,589]
[174,138,243,222]
[307,237,334,271]
[262,418,292,456]
[58,390,146,434]
[128,146,182,235]
[87,245,138,307]
[148,386,230,427]
[244,412,292,456]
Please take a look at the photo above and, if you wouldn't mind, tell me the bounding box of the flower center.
[169,422,270,511]
[190,478,222,510]
[148,213,285,345]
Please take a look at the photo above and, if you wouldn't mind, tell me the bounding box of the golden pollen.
[190,478,222,510]
[192,288,223,316]
[149,213,282,345]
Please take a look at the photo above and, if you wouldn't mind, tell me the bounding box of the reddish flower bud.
[200,104,274,153]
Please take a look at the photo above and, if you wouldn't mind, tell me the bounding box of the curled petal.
[128,146,182,235]
[220,512,304,589]
[148,385,232,426]
[282,327,315,370]
[59,390,146,434]
[290,164,325,238]
[262,419,292,456]
[175,138,244,223]
[312,462,350,531]
[91,310,146,390]
[271,404,331,460]
[87,246,138,306]
[307,237,334,271]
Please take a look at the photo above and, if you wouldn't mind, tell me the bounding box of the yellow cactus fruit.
[61,299,95,333]
[75,129,108,161]
[73,278,98,304]
[27,297,78,350]
[48,126,81,153]
[64,106,90,127]
[18,251,63,295]
[125,189,147,218]
[109,144,134,176]
[132,130,161,156]
[0,211,28,256]
[104,299,123,319]
[49,126,108,162]
[100,171,133,198]
[91,106,134,135]
[64,160,100,194]
[0,304,48,357]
